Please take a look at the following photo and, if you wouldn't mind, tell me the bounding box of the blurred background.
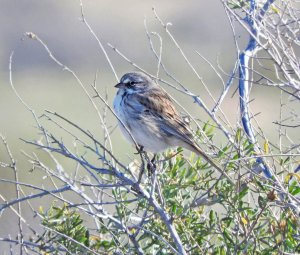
[0,0,296,247]
[0,0,237,144]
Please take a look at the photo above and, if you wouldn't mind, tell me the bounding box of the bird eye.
[126,81,137,87]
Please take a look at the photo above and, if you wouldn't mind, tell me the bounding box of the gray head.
[115,72,154,93]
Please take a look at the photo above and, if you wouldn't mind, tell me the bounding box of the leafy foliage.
[39,204,114,254]
[34,124,300,254]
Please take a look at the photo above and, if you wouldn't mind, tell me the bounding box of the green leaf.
[258,196,266,208]
[209,210,216,226]
[223,228,234,244]
[238,187,249,200]
[235,128,242,143]
[290,185,300,196]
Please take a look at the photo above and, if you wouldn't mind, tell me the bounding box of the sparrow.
[113,72,233,183]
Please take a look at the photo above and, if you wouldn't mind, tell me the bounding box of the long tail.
[187,143,234,185]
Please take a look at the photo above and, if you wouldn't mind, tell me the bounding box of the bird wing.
[135,87,195,144]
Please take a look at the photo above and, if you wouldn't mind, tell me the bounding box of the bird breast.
[113,89,170,152]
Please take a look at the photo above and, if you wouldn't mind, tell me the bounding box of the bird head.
[115,72,154,93]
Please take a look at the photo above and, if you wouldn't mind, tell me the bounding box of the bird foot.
[147,154,157,177]
[134,145,145,155]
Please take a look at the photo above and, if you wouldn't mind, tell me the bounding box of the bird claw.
[134,145,144,155]
[147,154,157,177]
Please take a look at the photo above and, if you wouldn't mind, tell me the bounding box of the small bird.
[113,72,232,183]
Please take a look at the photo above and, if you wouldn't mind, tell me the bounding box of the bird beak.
[115,82,125,89]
